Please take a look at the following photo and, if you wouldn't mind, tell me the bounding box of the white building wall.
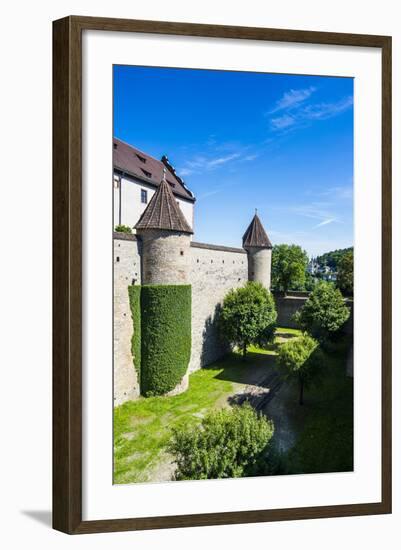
[114,173,194,232]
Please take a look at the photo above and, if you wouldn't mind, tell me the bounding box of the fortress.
[113,139,305,405]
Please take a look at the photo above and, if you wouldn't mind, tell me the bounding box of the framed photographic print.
[53,16,392,534]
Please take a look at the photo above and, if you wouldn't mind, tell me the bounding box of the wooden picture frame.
[53,15,392,534]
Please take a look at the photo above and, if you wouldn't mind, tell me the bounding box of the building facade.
[113,138,195,232]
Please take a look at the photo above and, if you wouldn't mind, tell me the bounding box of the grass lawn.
[114,327,353,483]
[281,337,354,475]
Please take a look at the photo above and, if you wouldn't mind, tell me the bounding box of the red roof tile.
[113,138,195,202]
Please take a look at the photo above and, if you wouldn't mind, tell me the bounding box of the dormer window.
[141,168,152,178]
[136,153,146,163]
[167,180,176,188]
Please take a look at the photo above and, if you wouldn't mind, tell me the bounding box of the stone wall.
[139,229,191,284]
[273,291,354,332]
[189,242,248,372]
[273,292,309,328]
[113,233,141,405]
[113,239,355,404]
[113,234,248,404]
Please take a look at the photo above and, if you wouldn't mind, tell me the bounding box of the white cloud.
[178,144,258,176]
[269,94,353,133]
[269,86,316,113]
[207,153,241,167]
[179,167,195,176]
[301,96,354,120]
[314,218,336,228]
[270,114,296,130]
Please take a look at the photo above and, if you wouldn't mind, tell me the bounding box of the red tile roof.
[135,171,193,234]
[242,213,272,249]
[113,138,195,202]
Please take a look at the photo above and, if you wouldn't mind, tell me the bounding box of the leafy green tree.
[316,247,353,271]
[168,404,274,480]
[219,282,277,358]
[337,250,353,296]
[293,281,350,342]
[277,333,322,405]
[271,244,308,294]
[305,271,318,291]
[114,224,132,233]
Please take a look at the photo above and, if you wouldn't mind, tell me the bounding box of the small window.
[141,168,152,178]
[141,189,148,204]
[136,153,146,163]
[167,180,176,188]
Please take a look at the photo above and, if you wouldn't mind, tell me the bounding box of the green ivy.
[128,286,141,379]
[141,285,191,396]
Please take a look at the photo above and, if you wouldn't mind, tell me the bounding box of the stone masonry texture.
[113,235,141,405]
[113,235,248,404]
[113,236,353,404]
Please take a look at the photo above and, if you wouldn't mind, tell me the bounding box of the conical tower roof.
[242,212,272,249]
[135,169,193,234]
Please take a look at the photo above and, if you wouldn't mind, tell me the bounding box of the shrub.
[293,281,350,343]
[128,285,141,379]
[141,285,191,396]
[219,282,277,358]
[115,224,132,233]
[277,333,322,405]
[168,404,274,480]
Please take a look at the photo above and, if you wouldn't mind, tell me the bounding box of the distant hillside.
[316,247,353,271]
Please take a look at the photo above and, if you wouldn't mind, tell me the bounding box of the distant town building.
[307,257,337,281]
[307,257,319,275]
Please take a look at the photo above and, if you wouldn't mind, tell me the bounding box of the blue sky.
[114,66,353,257]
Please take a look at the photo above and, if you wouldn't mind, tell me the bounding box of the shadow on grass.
[276,332,298,340]
[204,350,279,388]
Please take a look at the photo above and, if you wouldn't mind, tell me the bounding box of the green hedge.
[141,285,191,396]
[128,286,141,379]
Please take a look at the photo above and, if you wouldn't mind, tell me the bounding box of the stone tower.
[135,168,193,284]
[242,211,273,289]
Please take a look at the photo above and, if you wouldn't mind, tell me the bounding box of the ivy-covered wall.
[140,285,192,396]
[128,285,141,378]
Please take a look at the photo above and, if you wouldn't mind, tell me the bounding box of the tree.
[316,247,353,271]
[219,282,277,358]
[277,333,321,405]
[271,244,308,294]
[293,281,350,343]
[337,250,353,296]
[168,404,274,480]
[114,224,132,233]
